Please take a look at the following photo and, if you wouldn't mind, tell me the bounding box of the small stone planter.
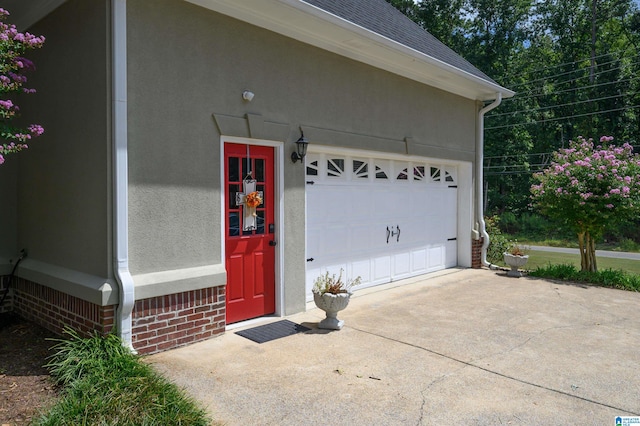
[503,253,529,277]
[312,291,351,330]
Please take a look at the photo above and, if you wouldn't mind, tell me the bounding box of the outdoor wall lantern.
[291,130,309,164]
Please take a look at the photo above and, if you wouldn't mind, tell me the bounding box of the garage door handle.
[306,257,314,262]
[396,225,401,242]
[386,226,391,244]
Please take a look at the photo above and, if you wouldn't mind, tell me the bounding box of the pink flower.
[605,204,614,209]
[28,124,44,136]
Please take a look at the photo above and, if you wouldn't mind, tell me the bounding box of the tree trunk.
[578,231,597,272]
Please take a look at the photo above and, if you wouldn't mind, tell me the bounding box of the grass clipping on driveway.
[33,329,211,426]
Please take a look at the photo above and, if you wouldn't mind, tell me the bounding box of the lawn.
[525,250,640,275]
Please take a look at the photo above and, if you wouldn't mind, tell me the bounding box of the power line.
[505,56,640,94]
[500,75,640,103]
[502,49,629,81]
[485,104,640,130]
[488,93,627,118]
[506,54,635,89]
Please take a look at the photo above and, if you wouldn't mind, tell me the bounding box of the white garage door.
[305,152,458,301]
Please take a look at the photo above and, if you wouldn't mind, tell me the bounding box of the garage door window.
[306,154,456,186]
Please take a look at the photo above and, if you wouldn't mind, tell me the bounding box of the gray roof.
[302,0,497,85]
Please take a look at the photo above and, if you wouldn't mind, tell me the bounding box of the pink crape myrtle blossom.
[531,136,640,272]
[0,8,45,165]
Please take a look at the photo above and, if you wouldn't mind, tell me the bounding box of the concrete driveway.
[147,268,640,425]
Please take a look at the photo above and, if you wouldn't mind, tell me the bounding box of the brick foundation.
[9,277,115,336]
[472,237,484,269]
[132,286,226,355]
[1,276,226,355]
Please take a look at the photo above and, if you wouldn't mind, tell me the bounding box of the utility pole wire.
[485,104,640,130]
[501,76,640,102]
[502,49,628,80]
[488,93,627,118]
[506,53,636,89]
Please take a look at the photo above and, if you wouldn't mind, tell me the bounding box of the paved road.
[529,245,640,260]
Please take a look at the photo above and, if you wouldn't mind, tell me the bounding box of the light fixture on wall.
[242,90,255,101]
[291,129,309,164]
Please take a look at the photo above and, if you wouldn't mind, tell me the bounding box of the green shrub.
[485,215,510,265]
[35,329,212,426]
[529,264,640,291]
[617,237,640,253]
[499,211,519,235]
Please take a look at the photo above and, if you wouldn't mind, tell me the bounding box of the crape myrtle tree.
[531,136,640,271]
[0,8,45,165]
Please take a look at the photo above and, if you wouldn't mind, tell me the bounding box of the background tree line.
[387,0,640,244]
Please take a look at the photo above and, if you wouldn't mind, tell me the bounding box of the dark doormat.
[235,319,310,344]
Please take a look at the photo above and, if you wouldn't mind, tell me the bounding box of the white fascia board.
[184,0,514,101]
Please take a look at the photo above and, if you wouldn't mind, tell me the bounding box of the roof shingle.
[302,0,496,84]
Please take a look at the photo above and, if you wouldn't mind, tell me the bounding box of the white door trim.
[219,136,285,318]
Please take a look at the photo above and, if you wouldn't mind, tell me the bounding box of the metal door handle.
[396,225,400,242]
[386,226,391,244]
[306,257,314,262]
[269,240,277,246]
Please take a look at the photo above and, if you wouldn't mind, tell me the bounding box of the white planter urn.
[312,291,351,330]
[503,253,529,277]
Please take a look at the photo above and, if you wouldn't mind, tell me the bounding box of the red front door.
[224,143,276,324]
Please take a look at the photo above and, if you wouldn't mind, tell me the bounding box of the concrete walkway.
[148,269,640,425]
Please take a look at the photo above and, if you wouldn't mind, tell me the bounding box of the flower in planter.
[507,241,528,257]
[313,269,361,295]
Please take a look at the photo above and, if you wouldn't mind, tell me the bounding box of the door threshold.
[226,315,282,331]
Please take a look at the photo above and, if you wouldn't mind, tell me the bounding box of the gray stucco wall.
[12,0,113,303]
[0,160,17,275]
[126,0,477,314]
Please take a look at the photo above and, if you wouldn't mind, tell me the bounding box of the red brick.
[177,335,196,345]
[157,312,176,321]
[157,341,176,351]
[168,317,187,326]
[194,319,210,328]
[187,313,204,322]
[156,325,177,336]
[167,330,187,341]
[148,321,168,331]
[134,331,155,341]
[132,325,148,334]
[133,315,157,325]
[178,308,195,317]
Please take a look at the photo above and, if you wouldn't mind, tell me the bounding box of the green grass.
[524,250,640,275]
[33,329,213,426]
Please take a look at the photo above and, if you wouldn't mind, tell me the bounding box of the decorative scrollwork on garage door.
[353,159,369,179]
[305,153,457,185]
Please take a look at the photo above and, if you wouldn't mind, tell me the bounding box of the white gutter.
[112,0,135,351]
[476,93,502,267]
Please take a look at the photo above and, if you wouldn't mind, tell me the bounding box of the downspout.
[112,0,135,351]
[476,93,502,267]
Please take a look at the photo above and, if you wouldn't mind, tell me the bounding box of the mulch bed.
[0,314,59,425]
